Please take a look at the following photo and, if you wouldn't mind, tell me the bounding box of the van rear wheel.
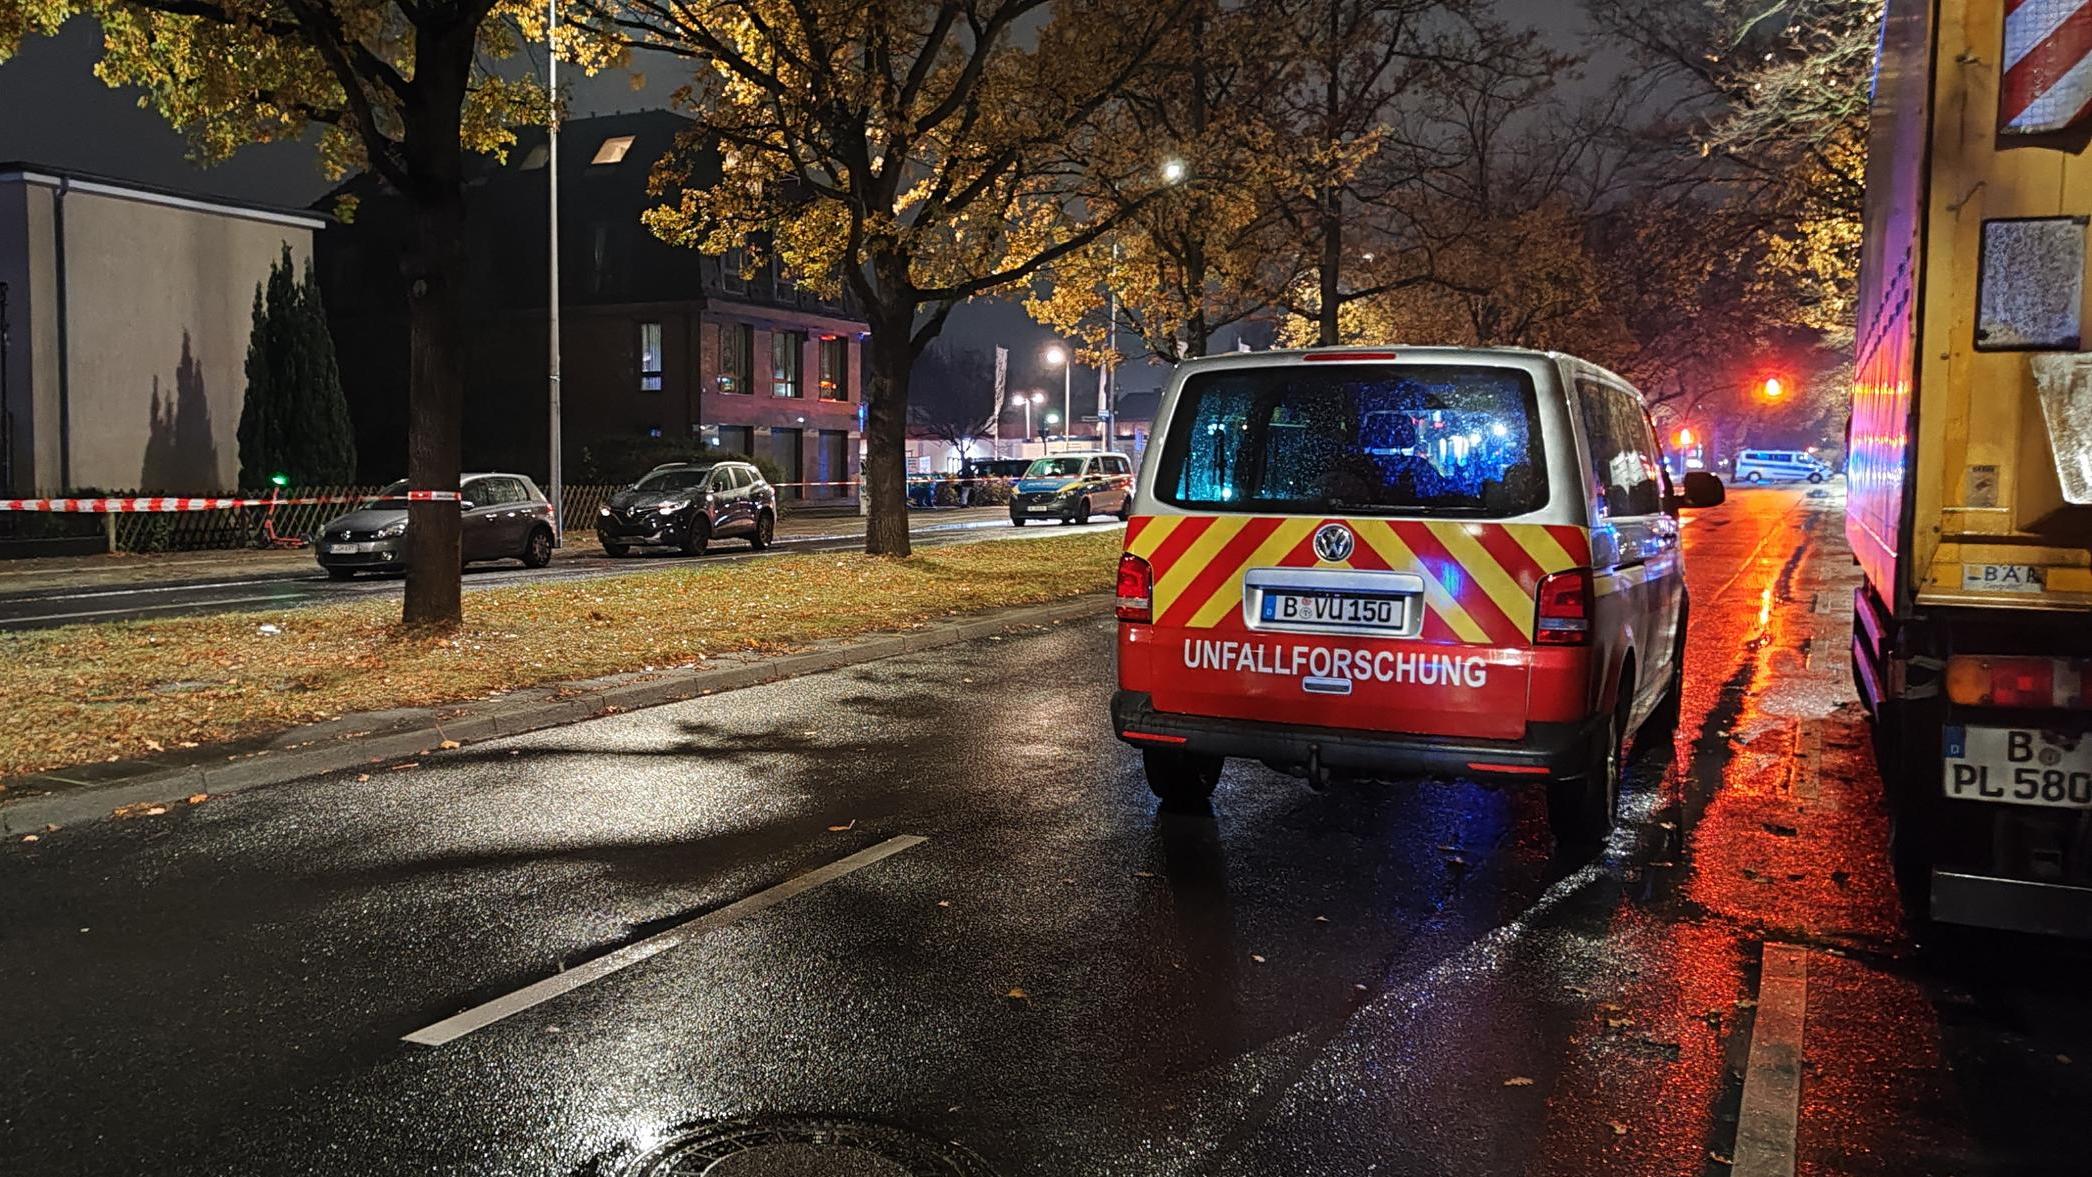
[1549,706,1623,846]
[1143,747,1223,807]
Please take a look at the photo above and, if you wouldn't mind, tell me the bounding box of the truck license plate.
[1942,725,2092,809]
[1260,590,1406,632]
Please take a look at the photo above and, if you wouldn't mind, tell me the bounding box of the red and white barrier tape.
[405,490,461,502]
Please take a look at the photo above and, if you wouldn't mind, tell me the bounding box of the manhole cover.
[618,1117,997,1177]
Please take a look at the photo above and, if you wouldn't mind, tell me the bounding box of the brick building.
[316,111,866,498]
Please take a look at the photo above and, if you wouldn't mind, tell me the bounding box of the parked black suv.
[597,462,777,556]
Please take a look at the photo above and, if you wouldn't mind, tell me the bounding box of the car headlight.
[657,501,685,515]
[375,522,406,539]
[1055,484,1081,498]
[598,505,612,518]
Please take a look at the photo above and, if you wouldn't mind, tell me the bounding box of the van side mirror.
[1668,471,1724,511]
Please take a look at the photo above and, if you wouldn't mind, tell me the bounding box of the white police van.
[1734,450,1830,484]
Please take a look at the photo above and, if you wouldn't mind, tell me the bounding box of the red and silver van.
[1111,347,1725,842]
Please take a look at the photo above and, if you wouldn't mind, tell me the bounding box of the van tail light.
[1116,553,1153,623]
[1534,569,1593,645]
[1945,655,2088,709]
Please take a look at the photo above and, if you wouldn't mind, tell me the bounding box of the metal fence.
[1,485,636,554]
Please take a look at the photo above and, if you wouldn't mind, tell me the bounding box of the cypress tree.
[236,245,357,487]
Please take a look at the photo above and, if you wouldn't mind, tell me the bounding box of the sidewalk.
[0,505,1013,594]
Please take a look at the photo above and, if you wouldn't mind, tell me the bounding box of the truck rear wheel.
[1143,747,1223,807]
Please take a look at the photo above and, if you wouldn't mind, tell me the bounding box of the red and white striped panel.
[2003,0,2092,135]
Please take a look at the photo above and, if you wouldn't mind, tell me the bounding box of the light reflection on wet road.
[2,485,2089,1176]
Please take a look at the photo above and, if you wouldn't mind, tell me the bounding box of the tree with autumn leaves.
[1,0,553,625]
[581,0,1197,556]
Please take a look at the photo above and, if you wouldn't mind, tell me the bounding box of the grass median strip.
[1,531,1121,781]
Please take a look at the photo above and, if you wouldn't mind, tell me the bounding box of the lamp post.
[545,0,564,544]
[1044,344,1072,440]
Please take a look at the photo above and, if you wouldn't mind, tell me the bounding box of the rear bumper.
[1932,872,2092,938]
[1111,690,1598,780]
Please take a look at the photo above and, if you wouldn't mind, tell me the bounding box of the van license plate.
[1942,725,2092,808]
[1261,590,1405,631]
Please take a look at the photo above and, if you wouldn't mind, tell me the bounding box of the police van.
[1733,449,1830,484]
[1111,347,1725,843]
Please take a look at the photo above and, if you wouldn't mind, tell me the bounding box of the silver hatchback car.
[316,473,559,579]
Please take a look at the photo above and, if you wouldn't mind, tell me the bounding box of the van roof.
[1174,344,1562,368]
[1169,344,1636,398]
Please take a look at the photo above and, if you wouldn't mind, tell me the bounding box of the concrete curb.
[0,593,1110,834]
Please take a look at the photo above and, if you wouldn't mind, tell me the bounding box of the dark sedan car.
[597,461,777,556]
[315,473,558,579]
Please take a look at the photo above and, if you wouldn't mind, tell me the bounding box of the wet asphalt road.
[0,511,1020,631]
[4,486,2091,1176]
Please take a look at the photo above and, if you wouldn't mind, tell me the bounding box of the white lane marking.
[1734,942,1809,1177]
[402,834,928,1046]
[13,575,318,604]
[18,594,302,623]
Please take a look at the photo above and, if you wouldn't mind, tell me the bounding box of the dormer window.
[591,135,635,165]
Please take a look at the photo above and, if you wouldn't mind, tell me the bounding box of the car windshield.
[365,480,412,510]
[636,468,713,493]
[1156,363,1547,516]
[1025,458,1087,478]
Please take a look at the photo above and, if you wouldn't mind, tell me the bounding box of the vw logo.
[1313,522,1356,563]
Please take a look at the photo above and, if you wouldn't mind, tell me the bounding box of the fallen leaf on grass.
[2059,1054,2074,1065]
[111,801,168,819]
[185,793,208,805]
[144,739,166,753]
[1132,870,1157,879]
[355,774,371,783]
[20,834,37,843]
[1250,954,1266,964]
[438,739,461,751]
[936,899,951,909]
[827,820,856,832]
[1502,1076,1535,1087]
[1313,915,1329,923]
[1005,987,1029,1002]
[1608,1121,1628,1137]
[1709,1152,1733,1166]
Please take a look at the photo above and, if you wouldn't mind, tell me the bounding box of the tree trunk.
[399,36,472,627]
[862,310,915,557]
[1318,197,1342,346]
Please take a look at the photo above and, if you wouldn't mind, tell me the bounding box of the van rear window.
[1155,364,1547,516]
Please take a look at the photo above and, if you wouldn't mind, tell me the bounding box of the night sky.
[0,3,1598,394]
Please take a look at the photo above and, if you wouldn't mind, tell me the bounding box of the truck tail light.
[1944,655,2087,709]
[1115,553,1153,623]
[1534,569,1593,645]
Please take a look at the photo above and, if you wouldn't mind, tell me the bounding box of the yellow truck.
[1853,0,2092,932]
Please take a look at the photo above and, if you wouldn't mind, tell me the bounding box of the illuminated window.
[772,330,804,398]
[638,322,663,393]
[591,135,635,165]
[818,336,847,400]
[718,322,753,393]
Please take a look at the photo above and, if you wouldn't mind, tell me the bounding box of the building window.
[639,322,664,392]
[722,247,747,294]
[719,322,752,393]
[591,135,635,165]
[589,222,612,295]
[518,143,549,170]
[818,336,848,401]
[772,330,804,398]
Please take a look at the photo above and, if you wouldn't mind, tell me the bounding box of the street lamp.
[1044,344,1073,440]
[1761,377,1785,400]
[1014,391,1045,440]
[1161,159,1188,184]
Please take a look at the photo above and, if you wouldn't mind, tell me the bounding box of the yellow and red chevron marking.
[1124,515,1589,647]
